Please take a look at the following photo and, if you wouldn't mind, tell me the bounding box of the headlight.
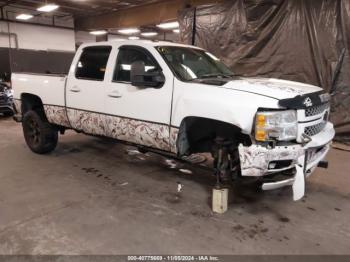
[255,110,297,141]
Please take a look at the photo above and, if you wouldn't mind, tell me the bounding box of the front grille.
[304,121,327,137]
[305,103,330,117]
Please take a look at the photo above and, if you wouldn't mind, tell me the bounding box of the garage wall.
[0,21,75,51]
[75,30,96,45]
[0,32,17,48]
[0,48,10,74]
[0,21,75,74]
[107,33,180,42]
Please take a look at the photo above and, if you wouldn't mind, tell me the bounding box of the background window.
[76,46,112,81]
[114,47,158,82]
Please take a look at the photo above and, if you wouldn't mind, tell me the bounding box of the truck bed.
[12,72,67,107]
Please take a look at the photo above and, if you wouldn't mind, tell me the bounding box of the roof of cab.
[79,39,203,50]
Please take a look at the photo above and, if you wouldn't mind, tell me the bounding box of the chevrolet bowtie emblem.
[303,97,313,107]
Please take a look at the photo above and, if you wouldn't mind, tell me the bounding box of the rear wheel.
[22,110,58,154]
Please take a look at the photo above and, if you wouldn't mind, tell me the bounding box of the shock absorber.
[213,137,235,187]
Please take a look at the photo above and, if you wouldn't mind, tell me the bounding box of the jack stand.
[212,169,229,214]
[212,184,229,214]
[211,139,231,214]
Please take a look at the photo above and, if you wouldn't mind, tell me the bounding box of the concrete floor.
[0,116,349,255]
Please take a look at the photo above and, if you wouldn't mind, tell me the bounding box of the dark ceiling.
[0,0,166,18]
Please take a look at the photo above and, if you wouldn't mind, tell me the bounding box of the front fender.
[171,80,280,135]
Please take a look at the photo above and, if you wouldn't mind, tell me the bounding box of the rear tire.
[22,110,58,154]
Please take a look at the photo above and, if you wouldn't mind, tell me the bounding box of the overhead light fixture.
[128,36,140,40]
[16,14,33,20]
[90,30,108,35]
[37,4,59,12]
[156,21,179,29]
[118,28,140,35]
[141,32,158,37]
[173,29,180,34]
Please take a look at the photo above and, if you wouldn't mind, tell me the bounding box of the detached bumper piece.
[261,144,330,201]
[238,122,334,201]
[260,155,306,201]
[242,143,331,201]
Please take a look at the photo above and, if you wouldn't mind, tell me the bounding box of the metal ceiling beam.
[75,0,223,31]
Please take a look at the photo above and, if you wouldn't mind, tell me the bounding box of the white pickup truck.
[12,40,335,201]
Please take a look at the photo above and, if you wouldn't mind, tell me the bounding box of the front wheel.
[22,110,58,154]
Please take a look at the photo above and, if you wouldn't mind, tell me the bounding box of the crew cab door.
[66,45,112,135]
[103,45,174,151]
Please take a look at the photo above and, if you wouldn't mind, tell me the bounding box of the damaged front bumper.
[238,122,335,200]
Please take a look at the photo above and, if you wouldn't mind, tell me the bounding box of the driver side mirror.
[130,61,165,88]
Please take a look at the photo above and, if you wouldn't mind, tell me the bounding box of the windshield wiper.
[187,73,235,82]
[198,73,234,79]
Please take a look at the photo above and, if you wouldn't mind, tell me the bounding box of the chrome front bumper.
[239,122,335,200]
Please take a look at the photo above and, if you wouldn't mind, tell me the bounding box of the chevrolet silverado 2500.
[12,40,335,201]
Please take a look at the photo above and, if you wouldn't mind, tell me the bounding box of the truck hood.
[223,78,322,100]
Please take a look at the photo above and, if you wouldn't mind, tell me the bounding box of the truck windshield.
[157,46,234,81]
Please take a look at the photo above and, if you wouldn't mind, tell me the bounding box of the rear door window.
[75,46,112,81]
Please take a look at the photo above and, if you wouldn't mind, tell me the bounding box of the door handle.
[69,86,81,93]
[108,90,122,98]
